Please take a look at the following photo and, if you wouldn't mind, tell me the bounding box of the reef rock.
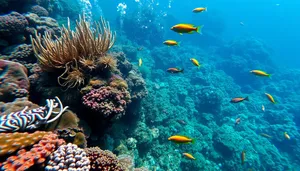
[0,60,29,102]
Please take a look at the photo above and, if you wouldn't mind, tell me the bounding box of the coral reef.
[0,131,48,156]
[85,146,124,171]
[55,128,87,148]
[45,143,90,171]
[82,86,131,120]
[0,60,29,102]
[0,133,65,171]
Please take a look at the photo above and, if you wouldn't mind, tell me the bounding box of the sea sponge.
[44,110,79,131]
[0,131,48,156]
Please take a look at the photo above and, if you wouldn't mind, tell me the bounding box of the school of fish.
[135,3,290,168]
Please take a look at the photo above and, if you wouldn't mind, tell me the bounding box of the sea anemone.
[97,55,118,72]
[58,62,85,89]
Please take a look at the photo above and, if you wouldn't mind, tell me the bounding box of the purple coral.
[82,86,131,119]
[0,12,28,36]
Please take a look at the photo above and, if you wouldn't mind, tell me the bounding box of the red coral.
[82,86,131,120]
[0,133,65,171]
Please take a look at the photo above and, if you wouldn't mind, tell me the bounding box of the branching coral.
[31,15,116,88]
[85,147,124,171]
[82,86,131,120]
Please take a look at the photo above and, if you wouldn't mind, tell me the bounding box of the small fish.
[265,93,276,104]
[137,47,144,51]
[190,58,201,68]
[241,150,246,165]
[183,153,196,160]
[260,133,272,138]
[192,7,207,13]
[250,70,271,77]
[171,24,204,35]
[163,40,180,46]
[230,97,249,103]
[284,132,290,140]
[177,119,187,125]
[168,135,195,144]
[240,22,245,26]
[167,68,184,73]
[138,58,142,67]
[262,105,265,112]
[235,118,241,126]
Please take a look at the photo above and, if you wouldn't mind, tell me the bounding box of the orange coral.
[0,131,48,156]
[0,133,65,171]
[97,55,117,72]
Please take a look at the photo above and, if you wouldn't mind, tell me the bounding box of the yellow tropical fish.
[284,132,290,140]
[250,70,271,77]
[265,93,276,104]
[168,135,195,144]
[138,58,142,67]
[163,40,180,46]
[193,7,207,13]
[171,24,204,35]
[190,58,200,68]
[183,153,196,160]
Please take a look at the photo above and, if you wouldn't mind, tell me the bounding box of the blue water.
[1,0,300,170]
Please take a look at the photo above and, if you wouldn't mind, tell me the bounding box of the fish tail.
[244,96,249,101]
[268,74,272,79]
[177,42,181,46]
[180,68,184,73]
[196,25,204,34]
[191,139,196,144]
[205,7,208,12]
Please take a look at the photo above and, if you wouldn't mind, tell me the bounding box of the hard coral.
[0,131,48,156]
[45,143,90,171]
[0,133,65,171]
[82,86,131,120]
[0,60,29,102]
[0,12,28,37]
[85,147,124,171]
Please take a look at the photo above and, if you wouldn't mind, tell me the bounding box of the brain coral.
[45,143,90,171]
[82,86,131,120]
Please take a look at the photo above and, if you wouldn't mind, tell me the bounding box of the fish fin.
[177,42,181,46]
[197,65,201,69]
[205,7,208,12]
[268,74,272,79]
[187,31,194,34]
[244,96,249,101]
[191,139,196,144]
[196,25,204,34]
[181,68,184,73]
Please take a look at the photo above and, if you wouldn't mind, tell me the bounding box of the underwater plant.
[31,15,116,88]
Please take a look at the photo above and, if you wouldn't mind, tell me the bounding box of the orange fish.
[235,118,241,126]
[192,7,207,13]
[241,150,246,165]
[163,40,180,46]
[250,70,271,77]
[168,135,195,144]
[171,24,203,35]
[167,68,184,73]
[284,132,290,140]
[230,97,249,103]
[265,93,276,104]
[183,153,196,160]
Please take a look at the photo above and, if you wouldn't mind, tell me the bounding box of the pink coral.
[82,86,131,119]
